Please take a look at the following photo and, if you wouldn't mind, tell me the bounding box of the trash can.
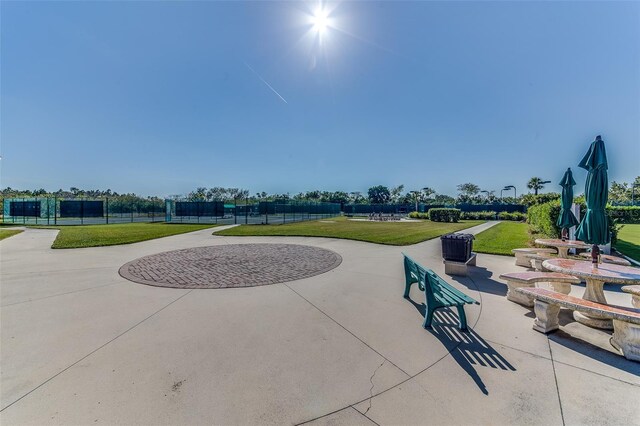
[441,233,474,262]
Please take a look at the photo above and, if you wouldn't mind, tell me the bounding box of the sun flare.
[312,9,329,33]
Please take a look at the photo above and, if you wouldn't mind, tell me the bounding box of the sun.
[311,8,330,34]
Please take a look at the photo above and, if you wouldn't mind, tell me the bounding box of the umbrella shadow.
[408,300,516,395]
[449,266,507,297]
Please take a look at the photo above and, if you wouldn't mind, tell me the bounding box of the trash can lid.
[440,233,475,240]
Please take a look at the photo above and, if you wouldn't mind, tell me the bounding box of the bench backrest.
[403,253,427,292]
[403,253,478,305]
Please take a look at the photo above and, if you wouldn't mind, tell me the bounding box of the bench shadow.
[449,266,507,297]
[407,300,516,395]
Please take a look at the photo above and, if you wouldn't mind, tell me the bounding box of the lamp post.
[539,180,551,195]
[504,185,517,201]
[410,190,420,213]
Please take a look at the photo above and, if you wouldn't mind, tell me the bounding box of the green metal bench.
[402,253,479,331]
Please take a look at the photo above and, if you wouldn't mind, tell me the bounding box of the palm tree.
[527,177,548,195]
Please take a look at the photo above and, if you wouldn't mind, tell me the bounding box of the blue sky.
[2,1,639,198]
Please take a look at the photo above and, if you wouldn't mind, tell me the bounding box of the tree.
[456,183,480,197]
[367,185,391,204]
[328,191,349,205]
[390,185,405,203]
[609,181,630,203]
[433,194,455,205]
[527,177,548,195]
[421,187,435,200]
[349,191,365,204]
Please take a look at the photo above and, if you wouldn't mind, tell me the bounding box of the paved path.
[1,222,639,425]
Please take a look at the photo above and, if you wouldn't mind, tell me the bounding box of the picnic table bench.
[402,253,479,331]
[499,271,580,307]
[512,248,557,267]
[622,285,640,308]
[516,287,640,362]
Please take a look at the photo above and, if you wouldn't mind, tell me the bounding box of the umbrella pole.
[591,244,600,266]
[561,228,568,241]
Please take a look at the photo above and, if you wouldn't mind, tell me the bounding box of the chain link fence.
[2,197,164,225]
[165,199,341,224]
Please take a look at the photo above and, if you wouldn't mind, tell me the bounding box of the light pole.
[538,180,551,195]
[504,185,516,201]
[410,191,420,213]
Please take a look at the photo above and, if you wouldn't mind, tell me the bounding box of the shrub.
[497,211,527,221]
[408,211,429,220]
[461,211,497,220]
[607,206,640,224]
[429,208,461,223]
[527,200,618,244]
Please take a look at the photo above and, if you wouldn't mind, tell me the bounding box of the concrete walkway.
[1,223,638,425]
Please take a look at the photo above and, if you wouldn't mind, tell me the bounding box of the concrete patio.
[1,223,639,425]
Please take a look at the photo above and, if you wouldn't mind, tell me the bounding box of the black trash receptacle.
[441,233,474,262]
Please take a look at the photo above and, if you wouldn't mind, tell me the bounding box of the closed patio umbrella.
[557,167,579,239]
[575,135,610,262]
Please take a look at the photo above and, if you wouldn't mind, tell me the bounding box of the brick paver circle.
[118,243,342,289]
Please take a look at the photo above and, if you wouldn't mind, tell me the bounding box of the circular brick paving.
[118,244,342,289]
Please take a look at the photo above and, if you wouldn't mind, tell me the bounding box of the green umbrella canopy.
[557,167,579,229]
[575,136,610,245]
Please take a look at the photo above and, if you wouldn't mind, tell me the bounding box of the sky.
[1,1,639,198]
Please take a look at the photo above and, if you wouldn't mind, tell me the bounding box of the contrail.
[244,62,288,104]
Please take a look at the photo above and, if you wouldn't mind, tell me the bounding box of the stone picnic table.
[534,238,591,258]
[542,258,640,330]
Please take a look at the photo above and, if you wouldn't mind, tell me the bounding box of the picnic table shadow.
[408,300,516,395]
[548,308,640,375]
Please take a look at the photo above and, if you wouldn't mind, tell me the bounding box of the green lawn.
[49,223,218,249]
[615,224,640,262]
[215,216,485,245]
[473,221,529,256]
[0,229,23,240]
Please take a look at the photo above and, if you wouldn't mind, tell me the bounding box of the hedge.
[527,200,618,244]
[608,206,640,224]
[408,211,429,220]
[461,211,497,220]
[428,208,461,223]
[497,211,527,221]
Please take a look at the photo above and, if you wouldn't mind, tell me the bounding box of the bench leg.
[456,305,469,332]
[423,306,435,329]
[403,279,412,299]
[515,253,531,268]
[532,300,560,334]
[506,280,534,307]
[611,320,640,362]
[549,281,572,295]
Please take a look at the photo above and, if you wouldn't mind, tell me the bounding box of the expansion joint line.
[283,283,409,377]
[0,289,194,413]
[547,338,566,426]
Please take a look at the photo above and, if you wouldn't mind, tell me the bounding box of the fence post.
[46,197,50,225]
[54,196,57,225]
[35,197,38,225]
[131,200,134,223]
[234,198,237,224]
[80,199,84,225]
[106,197,109,224]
